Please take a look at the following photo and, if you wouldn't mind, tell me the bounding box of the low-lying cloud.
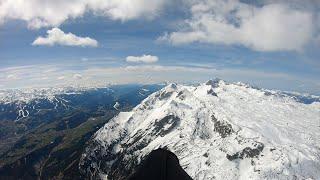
[1,63,319,95]
[126,54,159,63]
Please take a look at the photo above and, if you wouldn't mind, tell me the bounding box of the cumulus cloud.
[126,54,159,63]
[32,28,98,47]
[1,0,318,52]
[0,0,167,29]
[159,0,318,52]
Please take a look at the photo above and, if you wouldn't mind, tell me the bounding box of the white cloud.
[0,0,167,29]
[126,54,159,63]
[32,28,98,47]
[6,74,19,80]
[1,0,318,52]
[57,76,65,80]
[73,74,82,79]
[160,0,317,52]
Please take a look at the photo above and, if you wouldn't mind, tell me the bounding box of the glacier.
[80,80,320,180]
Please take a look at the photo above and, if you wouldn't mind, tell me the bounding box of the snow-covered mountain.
[0,84,164,121]
[80,79,320,180]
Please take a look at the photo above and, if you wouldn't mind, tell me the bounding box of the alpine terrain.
[80,80,320,180]
[0,84,163,179]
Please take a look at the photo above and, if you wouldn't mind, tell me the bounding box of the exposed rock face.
[129,148,192,180]
[227,142,265,161]
[80,80,320,180]
[211,115,234,138]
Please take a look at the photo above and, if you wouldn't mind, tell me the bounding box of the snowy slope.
[80,80,320,180]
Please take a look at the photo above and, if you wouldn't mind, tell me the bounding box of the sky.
[0,0,319,95]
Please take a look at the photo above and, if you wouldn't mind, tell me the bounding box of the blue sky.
[0,0,319,94]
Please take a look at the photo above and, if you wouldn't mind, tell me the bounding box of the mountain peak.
[205,78,223,86]
[80,81,320,179]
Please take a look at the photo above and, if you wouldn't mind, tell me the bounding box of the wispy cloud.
[0,63,319,95]
[6,74,20,80]
[32,28,98,47]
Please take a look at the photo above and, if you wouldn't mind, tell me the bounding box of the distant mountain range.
[0,84,163,179]
[80,80,320,180]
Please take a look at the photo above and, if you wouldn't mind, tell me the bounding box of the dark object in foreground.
[129,149,192,180]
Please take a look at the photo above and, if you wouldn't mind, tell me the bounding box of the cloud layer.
[1,64,319,95]
[0,0,167,28]
[126,54,159,63]
[32,28,98,47]
[159,0,318,52]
